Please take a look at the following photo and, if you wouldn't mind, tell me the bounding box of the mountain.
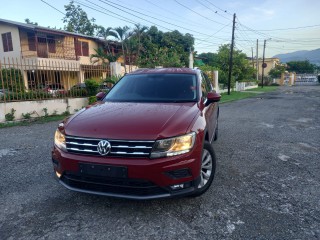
[273,48,320,65]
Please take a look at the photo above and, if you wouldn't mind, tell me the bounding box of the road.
[1,85,319,240]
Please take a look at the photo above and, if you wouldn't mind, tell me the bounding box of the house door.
[37,37,48,58]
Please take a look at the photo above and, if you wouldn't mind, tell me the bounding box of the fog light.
[55,171,61,178]
[170,184,184,190]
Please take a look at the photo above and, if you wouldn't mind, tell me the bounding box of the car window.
[200,72,211,98]
[104,74,197,102]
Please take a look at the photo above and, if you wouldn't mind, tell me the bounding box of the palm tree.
[113,26,130,73]
[133,24,148,64]
[90,47,113,65]
[97,26,118,57]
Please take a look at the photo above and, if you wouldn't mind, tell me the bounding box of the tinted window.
[105,74,197,102]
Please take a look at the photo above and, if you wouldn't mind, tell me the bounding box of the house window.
[2,32,13,52]
[75,39,89,57]
[27,32,36,51]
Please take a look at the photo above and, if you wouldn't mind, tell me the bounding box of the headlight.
[54,129,66,151]
[150,132,196,158]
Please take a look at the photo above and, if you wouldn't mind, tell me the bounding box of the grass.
[0,115,68,128]
[220,86,279,103]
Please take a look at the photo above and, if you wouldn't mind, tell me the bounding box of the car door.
[200,72,218,142]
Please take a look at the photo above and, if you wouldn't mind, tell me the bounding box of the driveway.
[0,85,319,239]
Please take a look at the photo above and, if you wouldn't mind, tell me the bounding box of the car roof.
[127,68,199,75]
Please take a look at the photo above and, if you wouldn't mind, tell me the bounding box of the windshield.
[104,73,197,102]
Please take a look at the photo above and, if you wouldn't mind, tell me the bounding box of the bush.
[0,68,25,93]
[271,83,280,86]
[5,108,16,121]
[22,112,32,120]
[88,96,97,105]
[85,79,99,96]
[68,88,88,97]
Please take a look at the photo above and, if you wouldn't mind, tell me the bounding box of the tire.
[191,141,216,197]
[214,119,218,141]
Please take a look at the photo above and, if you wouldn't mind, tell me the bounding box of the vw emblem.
[97,140,111,156]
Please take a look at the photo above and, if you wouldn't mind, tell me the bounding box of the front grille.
[66,135,154,158]
[61,172,168,196]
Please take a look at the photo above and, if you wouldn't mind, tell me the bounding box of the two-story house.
[0,18,118,91]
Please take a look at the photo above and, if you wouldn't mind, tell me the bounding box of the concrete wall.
[0,98,88,122]
[0,23,22,59]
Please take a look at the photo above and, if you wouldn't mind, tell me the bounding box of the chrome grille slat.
[65,135,154,158]
[112,145,152,149]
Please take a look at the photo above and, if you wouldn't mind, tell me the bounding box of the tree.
[90,47,114,65]
[269,64,286,78]
[113,26,130,73]
[24,18,38,26]
[286,60,316,74]
[96,26,118,62]
[132,24,148,64]
[198,44,254,87]
[63,1,96,36]
[137,26,194,68]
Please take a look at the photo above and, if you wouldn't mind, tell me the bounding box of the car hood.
[65,102,199,140]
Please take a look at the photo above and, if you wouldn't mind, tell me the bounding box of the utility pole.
[227,13,236,95]
[256,39,259,81]
[261,39,266,88]
[251,47,254,68]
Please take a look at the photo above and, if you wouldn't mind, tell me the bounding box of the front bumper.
[52,145,202,200]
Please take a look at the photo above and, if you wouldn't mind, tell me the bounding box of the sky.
[1,0,320,58]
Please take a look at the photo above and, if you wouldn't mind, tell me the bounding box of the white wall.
[0,23,22,59]
[0,98,88,122]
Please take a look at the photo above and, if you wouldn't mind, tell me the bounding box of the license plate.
[79,163,127,178]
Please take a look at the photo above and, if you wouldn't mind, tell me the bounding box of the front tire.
[191,141,216,197]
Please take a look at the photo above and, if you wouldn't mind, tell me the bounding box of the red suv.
[52,68,220,199]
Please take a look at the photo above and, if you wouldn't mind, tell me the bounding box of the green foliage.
[88,96,97,105]
[0,68,25,93]
[269,65,286,78]
[286,60,316,74]
[5,108,16,122]
[2,91,54,101]
[24,18,38,25]
[63,1,97,36]
[84,79,99,96]
[104,75,122,85]
[137,26,194,68]
[197,44,255,87]
[90,47,118,65]
[69,88,88,97]
[22,112,31,120]
[197,52,219,66]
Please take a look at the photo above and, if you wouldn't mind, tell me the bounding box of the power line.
[202,0,233,16]
[241,24,320,31]
[40,0,65,15]
[195,0,232,20]
[174,0,226,26]
[95,0,218,37]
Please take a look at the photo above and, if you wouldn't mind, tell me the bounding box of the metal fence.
[0,57,110,103]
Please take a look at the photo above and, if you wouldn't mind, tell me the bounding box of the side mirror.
[207,92,221,104]
[96,92,106,101]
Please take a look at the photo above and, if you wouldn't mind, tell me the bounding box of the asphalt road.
[1,85,319,240]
